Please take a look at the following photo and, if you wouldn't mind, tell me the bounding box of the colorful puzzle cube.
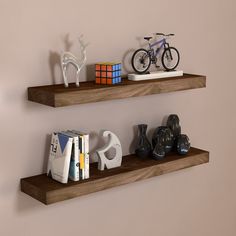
[95,62,122,85]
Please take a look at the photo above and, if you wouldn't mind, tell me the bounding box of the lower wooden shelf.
[21,147,209,205]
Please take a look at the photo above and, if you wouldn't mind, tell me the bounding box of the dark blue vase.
[135,124,152,158]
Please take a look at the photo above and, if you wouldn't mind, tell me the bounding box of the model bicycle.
[131,33,180,74]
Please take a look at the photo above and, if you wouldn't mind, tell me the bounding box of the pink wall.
[0,0,236,235]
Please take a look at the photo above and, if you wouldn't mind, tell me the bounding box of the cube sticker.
[95,62,122,85]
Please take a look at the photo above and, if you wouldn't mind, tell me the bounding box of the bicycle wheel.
[131,49,151,74]
[161,47,180,71]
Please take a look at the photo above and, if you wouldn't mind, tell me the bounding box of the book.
[71,130,90,179]
[78,134,85,180]
[60,131,80,181]
[47,133,73,184]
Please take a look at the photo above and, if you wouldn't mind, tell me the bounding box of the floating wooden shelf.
[21,147,209,205]
[28,73,206,107]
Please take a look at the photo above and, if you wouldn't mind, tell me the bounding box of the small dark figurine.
[177,134,191,155]
[151,114,191,159]
[167,114,181,138]
[152,126,174,154]
[153,142,166,160]
[135,124,152,158]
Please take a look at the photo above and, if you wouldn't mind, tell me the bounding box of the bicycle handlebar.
[156,33,175,36]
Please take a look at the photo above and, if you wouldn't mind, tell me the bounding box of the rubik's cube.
[95,62,122,85]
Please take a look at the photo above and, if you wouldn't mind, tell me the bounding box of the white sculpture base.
[128,70,183,81]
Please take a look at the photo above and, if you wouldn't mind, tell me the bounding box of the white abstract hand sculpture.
[61,35,89,87]
[96,131,122,171]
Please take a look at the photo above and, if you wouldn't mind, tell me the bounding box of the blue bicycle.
[131,33,180,74]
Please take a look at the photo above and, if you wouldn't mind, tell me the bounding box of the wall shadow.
[122,49,136,74]
[122,36,149,75]
[42,134,51,173]
[129,125,138,154]
[15,186,44,214]
[86,64,95,81]
[89,131,105,162]
[136,36,148,48]
[49,51,61,85]
[48,34,74,85]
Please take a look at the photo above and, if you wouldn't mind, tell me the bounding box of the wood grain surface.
[28,73,206,107]
[21,147,209,205]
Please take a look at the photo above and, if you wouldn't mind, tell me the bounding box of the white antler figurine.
[61,35,89,87]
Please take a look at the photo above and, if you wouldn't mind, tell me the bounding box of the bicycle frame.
[149,38,166,56]
[148,38,172,62]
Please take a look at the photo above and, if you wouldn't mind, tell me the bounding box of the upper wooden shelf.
[21,147,209,205]
[28,73,206,107]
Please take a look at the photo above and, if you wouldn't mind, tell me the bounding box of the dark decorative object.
[135,114,191,160]
[152,126,174,154]
[152,126,164,147]
[153,142,166,160]
[177,134,191,155]
[135,124,152,158]
[167,114,181,147]
[131,33,180,74]
[167,114,181,136]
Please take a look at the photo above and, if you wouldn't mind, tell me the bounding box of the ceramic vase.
[135,124,152,158]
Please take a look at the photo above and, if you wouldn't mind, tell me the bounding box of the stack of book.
[47,130,89,184]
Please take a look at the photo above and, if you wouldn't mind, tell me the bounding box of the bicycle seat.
[144,37,152,41]
[156,33,165,36]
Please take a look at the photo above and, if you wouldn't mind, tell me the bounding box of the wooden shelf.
[21,147,209,205]
[28,73,206,107]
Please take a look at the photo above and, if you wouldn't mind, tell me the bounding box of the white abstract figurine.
[61,35,89,87]
[96,131,122,171]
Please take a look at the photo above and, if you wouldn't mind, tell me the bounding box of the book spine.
[61,136,73,184]
[79,135,85,180]
[69,136,80,181]
[84,134,90,179]
[47,133,57,177]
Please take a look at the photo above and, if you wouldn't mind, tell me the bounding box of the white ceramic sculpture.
[61,35,89,87]
[96,131,122,171]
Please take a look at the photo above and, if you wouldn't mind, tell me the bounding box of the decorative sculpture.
[131,33,180,74]
[135,124,152,159]
[61,35,89,87]
[152,126,174,160]
[96,131,122,171]
[167,114,181,138]
[177,134,190,155]
[151,114,191,159]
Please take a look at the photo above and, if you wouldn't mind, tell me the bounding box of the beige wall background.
[0,0,236,235]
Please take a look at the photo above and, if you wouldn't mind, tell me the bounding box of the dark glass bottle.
[135,124,152,158]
